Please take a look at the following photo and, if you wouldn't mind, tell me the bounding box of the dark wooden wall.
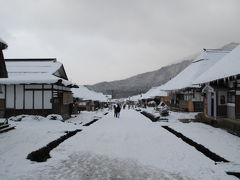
[0,50,8,78]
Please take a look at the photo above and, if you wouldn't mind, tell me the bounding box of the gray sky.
[0,0,240,85]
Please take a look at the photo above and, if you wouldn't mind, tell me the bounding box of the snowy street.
[1,2,240,180]
[0,109,239,179]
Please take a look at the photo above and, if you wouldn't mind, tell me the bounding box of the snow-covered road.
[0,109,238,180]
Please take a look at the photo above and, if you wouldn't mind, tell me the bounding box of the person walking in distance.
[113,104,117,118]
[116,104,121,118]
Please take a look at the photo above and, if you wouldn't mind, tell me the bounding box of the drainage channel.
[27,129,82,162]
[162,126,240,179]
[27,112,108,162]
[226,172,240,179]
[83,111,109,126]
[161,126,229,163]
[140,111,229,162]
[83,118,99,126]
[140,112,239,178]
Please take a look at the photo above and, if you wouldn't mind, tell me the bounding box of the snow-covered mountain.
[86,42,239,98]
[86,60,192,98]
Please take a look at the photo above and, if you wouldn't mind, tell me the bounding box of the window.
[227,91,235,103]
[220,95,225,104]
[0,85,2,93]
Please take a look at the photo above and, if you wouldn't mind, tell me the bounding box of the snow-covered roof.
[0,59,77,87]
[193,45,240,84]
[141,86,167,99]
[6,59,62,74]
[161,49,230,91]
[129,94,142,101]
[72,85,110,102]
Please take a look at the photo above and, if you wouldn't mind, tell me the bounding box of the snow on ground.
[168,122,240,163]
[167,122,240,172]
[67,109,107,125]
[0,110,107,180]
[0,109,239,180]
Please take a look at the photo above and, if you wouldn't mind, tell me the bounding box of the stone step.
[0,126,15,134]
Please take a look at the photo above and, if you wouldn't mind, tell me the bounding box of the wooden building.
[139,86,169,107]
[161,49,230,112]
[0,58,78,119]
[72,85,110,111]
[0,39,8,117]
[194,45,240,120]
[167,88,203,112]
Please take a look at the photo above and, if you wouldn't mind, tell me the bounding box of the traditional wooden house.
[194,45,240,120]
[0,39,8,118]
[161,49,230,112]
[72,85,110,111]
[139,86,169,107]
[0,58,78,119]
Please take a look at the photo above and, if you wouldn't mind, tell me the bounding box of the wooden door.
[0,99,5,118]
[235,95,240,119]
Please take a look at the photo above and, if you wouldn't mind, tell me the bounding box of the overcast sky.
[0,0,240,85]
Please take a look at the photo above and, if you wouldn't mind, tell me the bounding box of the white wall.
[16,85,24,109]
[34,91,43,109]
[25,85,42,89]
[44,85,52,89]
[44,90,52,109]
[25,91,33,109]
[4,84,62,110]
[6,85,14,108]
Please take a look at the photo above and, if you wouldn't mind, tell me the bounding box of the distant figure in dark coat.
[116,104,121,118]
[114,105,117,118]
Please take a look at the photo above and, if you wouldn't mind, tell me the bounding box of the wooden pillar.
[0,46,8,78]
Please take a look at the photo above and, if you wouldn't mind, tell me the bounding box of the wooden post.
[0,41,8,78]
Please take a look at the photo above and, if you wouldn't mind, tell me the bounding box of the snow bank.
[46,114,63,121]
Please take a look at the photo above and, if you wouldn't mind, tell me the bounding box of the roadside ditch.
[27,129,82,162]
[139,111,240,178]
[27,111,108,162]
